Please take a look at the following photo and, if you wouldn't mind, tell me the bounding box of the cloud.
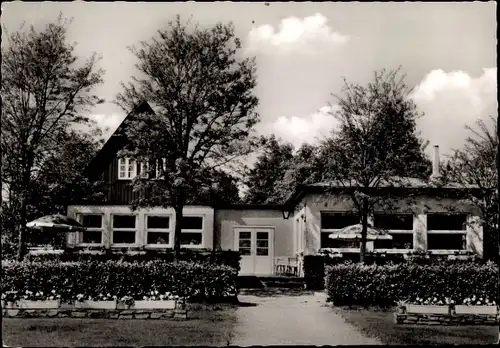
[86,113,125,140]
[247,13,350,53]
[266,105,340,148]
[411,68,497,155]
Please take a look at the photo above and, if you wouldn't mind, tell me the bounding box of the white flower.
[479,297,483,301]
[39,291,43,296]
[107,293,111,297]
[51,290,56,294]
[56,295,61,299]
[36,292,41,297]
[159,295,165,300]
[113,295,118,300]
[477,301,481,305]
[150,291,154,296]
[450,300,455,304]
[438,301,443,305]
[492,301,496,305]
[49,296,54,300]
[154,290,159,295]
[143,296,148,300]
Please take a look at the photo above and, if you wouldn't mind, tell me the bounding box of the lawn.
[335,306,499,345]
[2,310,237,347]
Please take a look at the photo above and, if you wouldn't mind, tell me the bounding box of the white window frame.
[155,158,166,180]
[118,158,137,180]
[426,213,468,253]
[144,214,173,248]
[180,215,204,248]
[76,214,104,247]
[111,214,138,247]
[373,213,414,253]
[320,211,360,252]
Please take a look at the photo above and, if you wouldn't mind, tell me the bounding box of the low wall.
[394,312,499,325]
[2,308,187,320]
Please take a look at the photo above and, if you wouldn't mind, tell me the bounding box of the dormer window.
[118,158,137,180]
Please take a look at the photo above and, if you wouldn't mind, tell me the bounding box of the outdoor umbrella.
[26,214,86,232]
[328,224,393,241]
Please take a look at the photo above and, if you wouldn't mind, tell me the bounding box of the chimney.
[430,145,441,180]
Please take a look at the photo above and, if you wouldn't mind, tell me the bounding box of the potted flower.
[75,293,117,309]
[134,291,176,309]
[19,289,61,309]
[2,291,20,309]
[454,296,498,315]
[117,295,135,310]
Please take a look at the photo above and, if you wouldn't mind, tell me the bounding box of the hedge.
[24,249,241,272]
[325,261,499,307]
[1,260,238,303]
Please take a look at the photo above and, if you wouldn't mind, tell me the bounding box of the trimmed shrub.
[24,248,241,272]
[1,260,238,303]
[325,261,498,307]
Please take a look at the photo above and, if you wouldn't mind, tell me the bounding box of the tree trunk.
[359,198,369,263]
[173,190,185,262]
[16,196,28,261]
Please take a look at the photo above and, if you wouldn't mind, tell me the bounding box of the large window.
[111,215,137,245]
[320,212,359,248]
[180,216,203,246]
[145,215,171,246]
[427,213,467,251]
[78,214,104,245]
[374,214,413,250]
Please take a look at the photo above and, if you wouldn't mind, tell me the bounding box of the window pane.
[180,216,203,230]
[239,239,251,248]
[180,233,202,245]
[82,231,102,244]
[147,232,170,245]
[427,214,467,230]
[147,216,170,229]
[374,214,413,230]
[256,232,268,240]
[113,231,136,244]
[374,234,413,249]
[428,234,465,250]
[321,212,359,229]
[81,215,102,228]
[256,248,268,256]
[240,248,251,256]
[113,215,136,228]
[321,234,359,248]
[256,240,268,248]
[240,231,251,239]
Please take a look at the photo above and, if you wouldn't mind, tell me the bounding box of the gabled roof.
[84,101,155,179]
[283,176,480,210]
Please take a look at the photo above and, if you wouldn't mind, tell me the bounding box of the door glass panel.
[240,231,251,239]
[239,239,251,248]
[256,240,268,248]
[240,248,251,256]
[256,248,268,256]
[256,232,268,240]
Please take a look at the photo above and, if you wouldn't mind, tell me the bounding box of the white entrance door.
[234,227,274,275]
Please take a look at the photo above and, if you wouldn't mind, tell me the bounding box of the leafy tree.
[445,116,498,261]
[115,16,260,259]
[321,67,431,262]
[1,15,105,260]
[243,135,294,204]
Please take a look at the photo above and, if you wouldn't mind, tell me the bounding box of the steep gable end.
[84,101,155,180]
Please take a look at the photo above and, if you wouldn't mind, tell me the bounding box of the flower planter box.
[19,300,60,309]
[4,301,17,309]
[405,304,449,314]
[454,305,498,315]
[75,300,116,310]
[132,300,176,310]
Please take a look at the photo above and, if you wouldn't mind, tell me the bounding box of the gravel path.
[230,293,382,346]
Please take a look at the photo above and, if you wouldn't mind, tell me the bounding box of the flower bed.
[1,260,239,306]
[325,262,498,307]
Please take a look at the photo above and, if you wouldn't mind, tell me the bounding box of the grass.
[334,306,499,345]
[2,310,237,347]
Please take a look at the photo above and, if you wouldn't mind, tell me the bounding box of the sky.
[2,1,497,161]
